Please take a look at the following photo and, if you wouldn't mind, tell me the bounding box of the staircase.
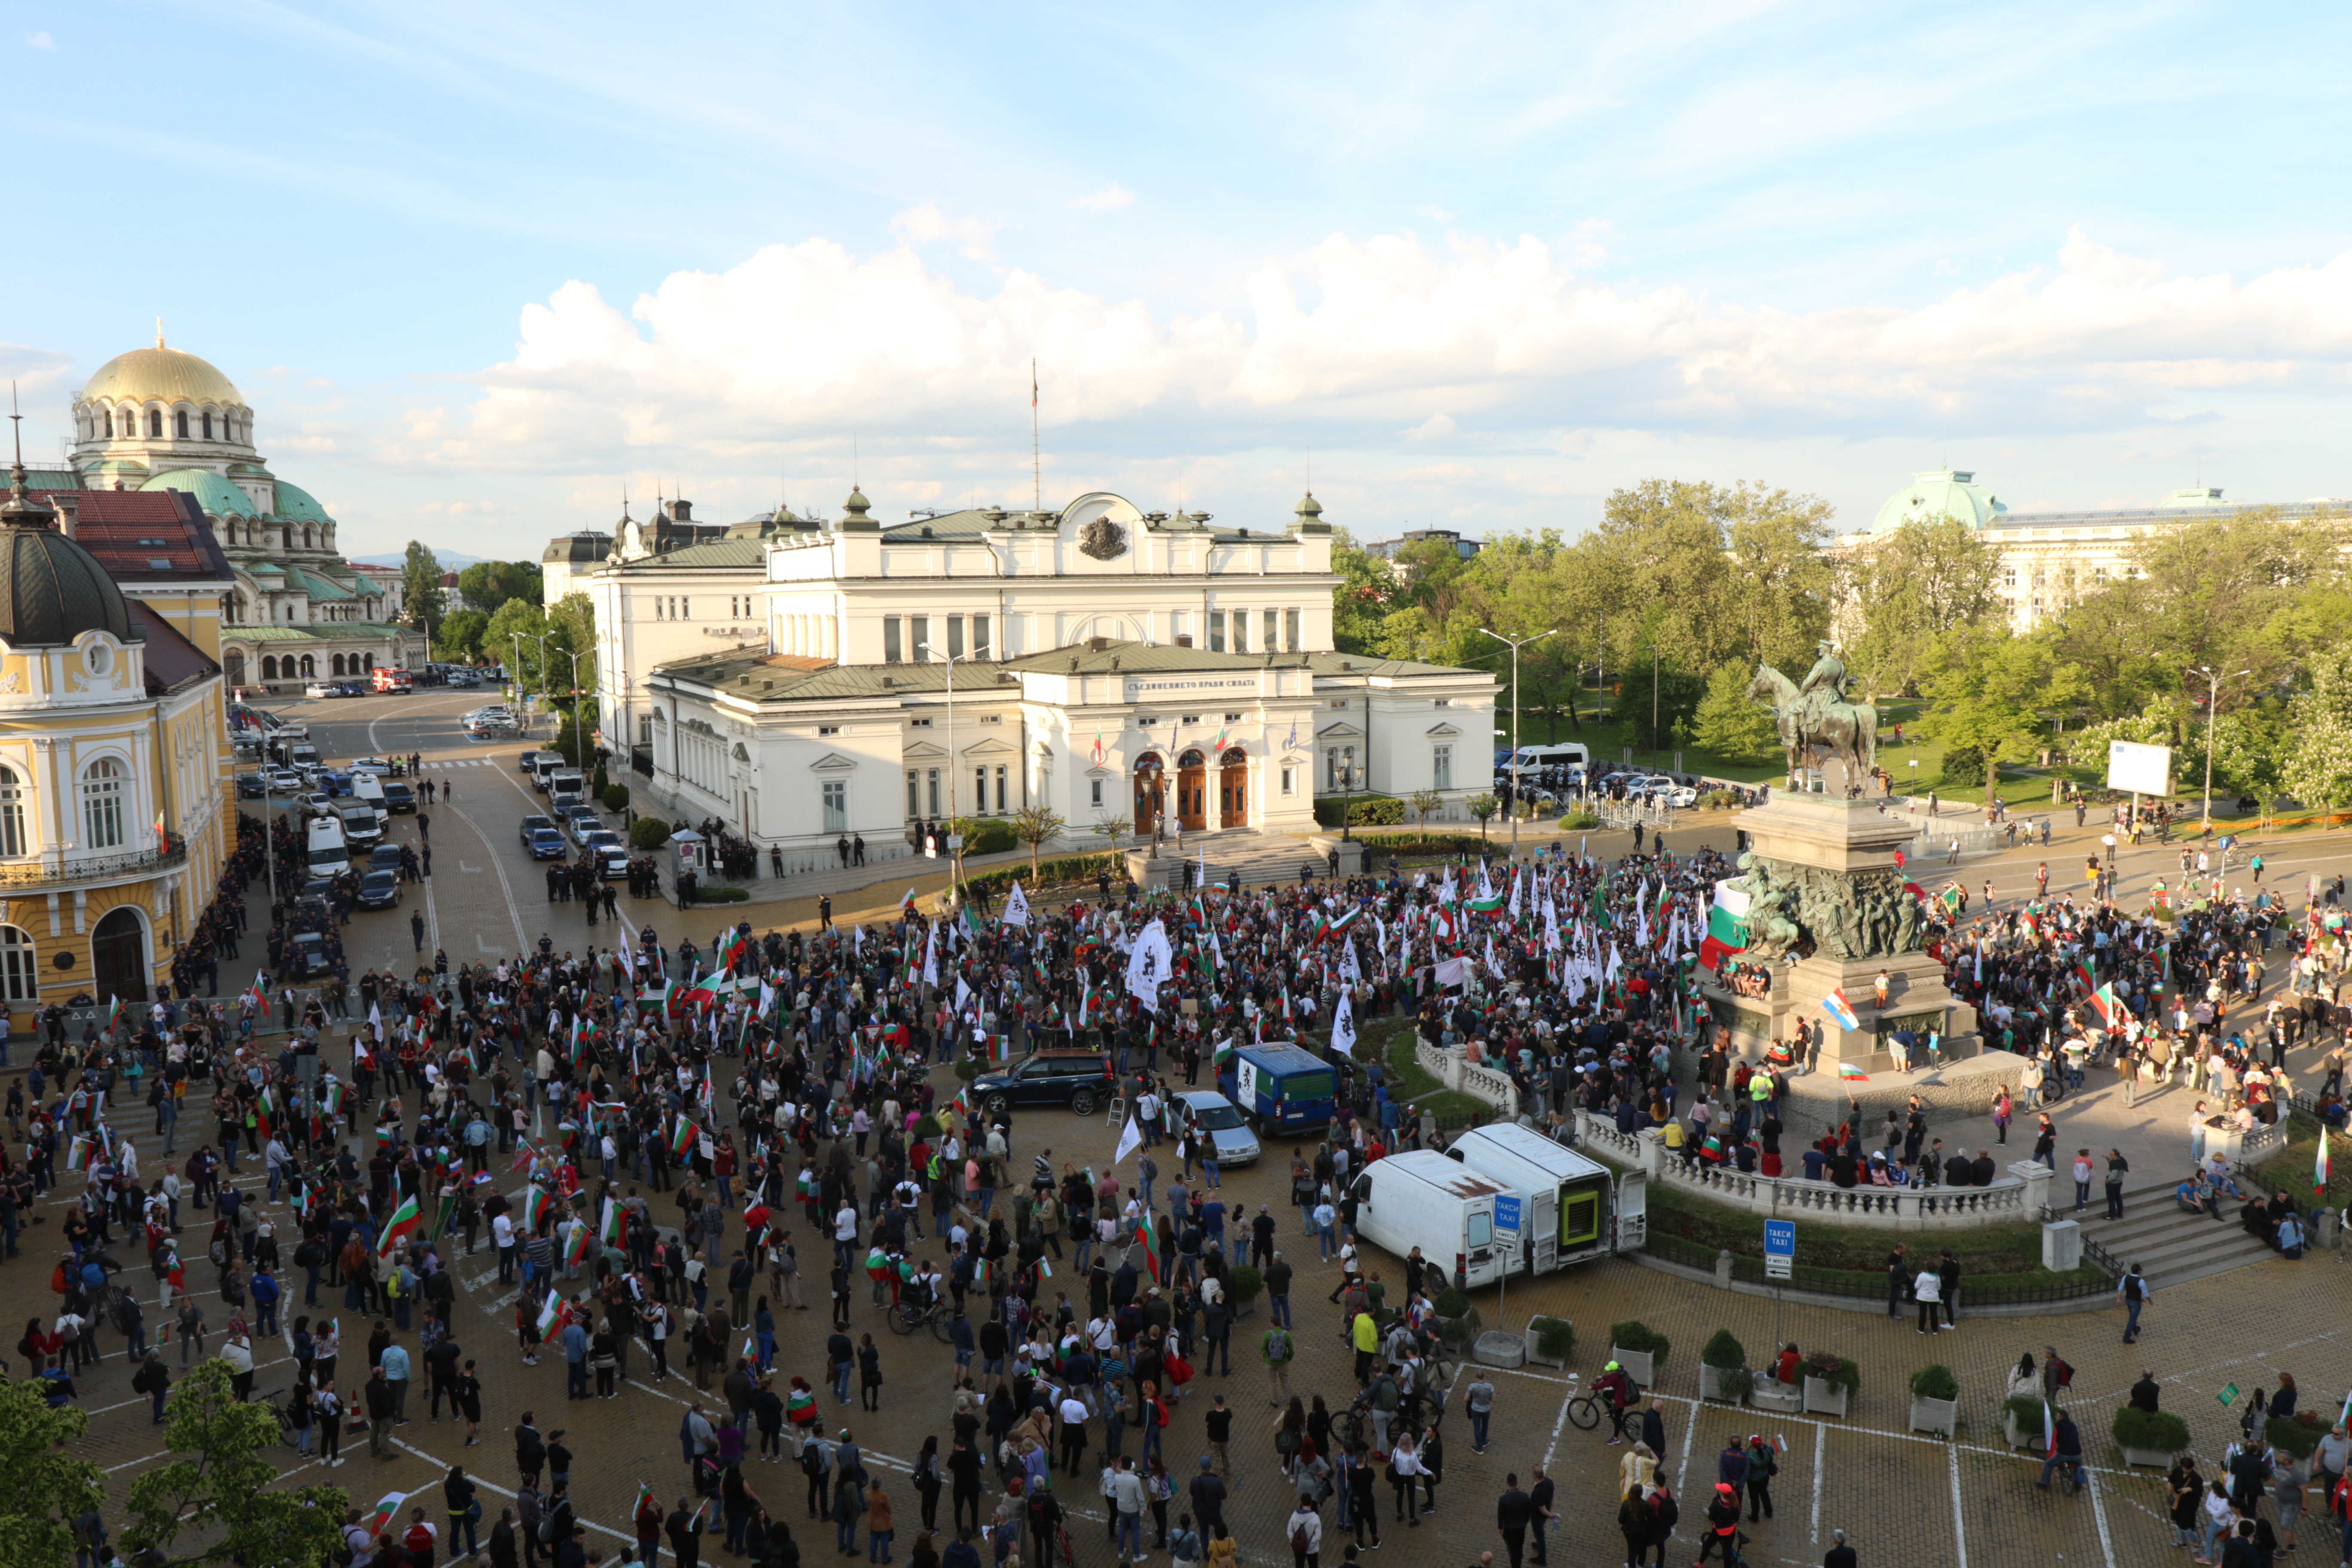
[2075,1180,2283,1291]
[1130,829,1316,894]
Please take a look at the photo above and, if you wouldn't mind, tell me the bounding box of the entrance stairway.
[1130,828,1317,894]
[2074,1179,2284,1291]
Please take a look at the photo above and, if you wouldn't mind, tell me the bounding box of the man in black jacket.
[365,1366,399,1461]
[667,1496,705,1568]
[514,1413,545,1487]
[1495,1474,1532,1568]
[1188,1456,1228,1539]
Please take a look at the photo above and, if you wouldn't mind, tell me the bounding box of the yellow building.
[0,443,235,1007]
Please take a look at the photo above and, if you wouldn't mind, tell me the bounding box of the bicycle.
[885,1295,955,1343]
[1559,1373,1610,1433]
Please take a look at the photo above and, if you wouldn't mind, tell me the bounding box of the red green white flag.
[376,1193,421,1258]
[363,1491,408,1537]
[2318,1127,2332,1199]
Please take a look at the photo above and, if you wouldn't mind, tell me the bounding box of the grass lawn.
[1369,1018,1494,1123]
[2248,1111,2350,1204]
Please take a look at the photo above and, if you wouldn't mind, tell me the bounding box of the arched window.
[147,408,162,438]
[98,409,111,438]
[0,926,35,1001]
[201,410,213,440]
[81,757,124,849]
[261,655,278,680]
[282,527,294,549]
[330,654,343,677]
[224,651,244,686]
[299,655,315,677]
[174,409,189,438]
[302,526,313,550]
[0,766,24,857]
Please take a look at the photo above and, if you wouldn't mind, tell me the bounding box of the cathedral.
[33,331,426,691]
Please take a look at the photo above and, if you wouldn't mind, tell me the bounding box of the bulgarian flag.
[671,1118,699,1161]
[2042,1400,2058,1459]
[1134,1211,1162,1282]
[1837,1060,1870,1082]
[255,1084,276,1142]
[105,995,122,1032]
[2088,983,2118,1029]
[635,1483,657,1517]
[1465,893,1505,914]
[565,1216,591,1268]
[1328,906,1363,934]
[519,1185,551,1231]
[786,1385,816,1424]
[243,973,270,1012]
[2319,1127,2332,1199]
[362,1492,408,1538]
[864,1246,891,1282]
[721,932,751,971]
[536,1292,572,1338]
[376,1193,422,1258]
[1698,883,1749,972]
[600,1197,622,1251]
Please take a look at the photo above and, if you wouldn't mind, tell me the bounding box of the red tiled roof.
[29,487,234,583]
[125,600,223,696]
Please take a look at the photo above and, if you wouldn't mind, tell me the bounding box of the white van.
[1507,743,1590,774]
[351,773,387,810]
[1444,1124,1645,1274]
[1354,1148,1514,1289]
[305,817,349,877]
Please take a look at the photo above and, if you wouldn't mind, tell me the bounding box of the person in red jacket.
[1696,1482,1742,1565]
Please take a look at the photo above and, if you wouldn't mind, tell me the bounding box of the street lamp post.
[2193,665,2251,827]
[1480,627,1556,858]
[564,648,588,771]
[918,641,985,891]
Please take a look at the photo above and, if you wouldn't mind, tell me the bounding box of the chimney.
[51,495,77,540]
[1174,634,1192,648]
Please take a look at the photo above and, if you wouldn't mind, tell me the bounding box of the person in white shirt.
[491,1210,518,1285]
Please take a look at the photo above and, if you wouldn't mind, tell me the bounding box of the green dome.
[1872,469,2006,532]
[272,480,334,525]
[143,468,258,518]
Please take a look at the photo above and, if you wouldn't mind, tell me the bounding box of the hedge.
[1559,810,1600,830]
[688,885,749,903]
[966,818,1019,854]
[602,784,631,812]
[1804,1353,1859,1396]
[2113,1406,2190,1454]
[1608,1320,1670,1363]
[630,818,672,850]
[956,853,1126,903]
[1700,1329,1748,1369]
[1352,832,1498,857]
[1529,1316,1574,1363]
[2266,1413,2326,1458]
[1313,794,1406,828]
[1910,1365,1959,1402]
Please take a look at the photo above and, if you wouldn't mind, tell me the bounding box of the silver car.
[1171,1089,1263,1167]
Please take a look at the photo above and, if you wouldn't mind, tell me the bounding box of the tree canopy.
[457,559,545,612]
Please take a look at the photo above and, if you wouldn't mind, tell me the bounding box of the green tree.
[123,1360,346,1568]
[1840,515,2003,696]
[484,597,550,689]
[401,542,446,647]
[1328,527,1395,656]
[1690,661,1779,760]
[434,607,490,664]
[1920,625,2086,804]
[0,1376,104,1567]
[457,560,546,612]
[1009,804,1066,876]
[2281,646,2352,808]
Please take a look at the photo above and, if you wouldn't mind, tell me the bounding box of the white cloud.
[888,203,998,263]
[24,31,53,49]
[1069,184,1134,212]
[419,225,2352,478]
[1404,412,1456,442]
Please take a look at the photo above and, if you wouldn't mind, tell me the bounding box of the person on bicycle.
[1594,1362,1637,1444]
[2037,1409,2084,1489]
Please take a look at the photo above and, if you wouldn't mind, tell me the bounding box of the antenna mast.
[1031,358,1041,513]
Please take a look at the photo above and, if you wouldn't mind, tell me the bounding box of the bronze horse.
[1746,665,1879,785]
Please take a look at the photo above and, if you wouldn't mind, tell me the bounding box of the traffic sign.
[1493,1194,1522,1236]
[1763,1219,1794,1281]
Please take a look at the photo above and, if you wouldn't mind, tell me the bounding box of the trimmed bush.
[630,818,672,850]
[2266,1413,2324,1458]
[1910,1365,1960,1402]
[1531,1317,1574,1364]
[2005,1394,2050,1429]
[1701,1329,1748,1370]
[1226,1264,1264,1305]
[965,818,1019,855]
[602,784,631,812]
[693,885,749,903]
[1352,832,1496,858]
[1433,1286,1472,1320]
[1608,1320,1670,1363]
[591,763,609,796]
[2113,1406,2191,1455]
[956,853,1125,903]
[1313,794,1406,828]
[952,1059,981,1084]
[1804,1353,1859,1396]
[1559,810,1600,830]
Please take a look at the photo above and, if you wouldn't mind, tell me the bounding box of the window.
[822,780,847,833]
[1090,779,1104,808]
[81,757,125,849]
[1231,612,1248,653]
[201,410,213,440]
[1433,745,1452,790]
[910,717,933,729]
[818,725,840,737]
[0,767,22,856]
[1224,712,1242,723]
[147,409,162,437]
[947,615,965,660]
[1207,610,1226,653]
[680,598,689,619]
[883,616,903,663]
[926,768,940,817]
[975,766,988,814]
[1281,766,1296,796]
[1265,608,1279,651]
[1285,607,1301,651]
[910,616,931,660]
[973,614,991,658]
[995,765,1008,812]
[906,770,919,818]
[0,926,34,1001]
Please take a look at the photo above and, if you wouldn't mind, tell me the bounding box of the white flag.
[1003,881,1031,928]
[1330,989,1357,1057]
[1113,1115,1143,1166]
[1126,919,1173,1011]
[920,928,939,987]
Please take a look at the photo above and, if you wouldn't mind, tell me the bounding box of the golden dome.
[80,329,246,410]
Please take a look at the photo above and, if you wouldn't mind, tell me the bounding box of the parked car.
[468,717,520,739]
[263,768,302,795]
[368,844,404,873]
[348,756,399,777]
[235,772,269,799]
[381,782,416,814]
[315,768,355,798]
[286,930,331,978]
[303,681,342,699]
[1169,1089,1264,1167]
[294,792,335,821]
[524,825,568,860]
[969,1050,1115,1117]
[565,808,605,845]
[355,868,403,910]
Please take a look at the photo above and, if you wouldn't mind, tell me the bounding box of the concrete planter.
[1750,1375,1804,1415]
[1473,1331,1527,1369]
[2002,1412,2040,1452]
[1908,1396,1959,1437]
[2119,1446,2178,1468]
[1524,1318,1573,1369]
[1803,1377,1850,1418]
[1699,1364,1750,1404]
[1610,1347,1657,1387]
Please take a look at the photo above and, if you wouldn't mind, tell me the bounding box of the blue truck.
[1216,1042,1336,1137]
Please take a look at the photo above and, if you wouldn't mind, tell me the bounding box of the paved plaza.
[12,690,2352,1568]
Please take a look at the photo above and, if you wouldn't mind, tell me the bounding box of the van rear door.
[1461,1197,1500,1286]
[1613,1171,1647,1253]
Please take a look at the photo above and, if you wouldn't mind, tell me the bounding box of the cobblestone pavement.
[13,694,2352,1567]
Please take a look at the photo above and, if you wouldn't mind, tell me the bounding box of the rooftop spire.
[155,315,166,349]
[2,383,55,530]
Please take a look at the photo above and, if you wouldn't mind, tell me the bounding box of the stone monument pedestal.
[1704,788,1979,1069]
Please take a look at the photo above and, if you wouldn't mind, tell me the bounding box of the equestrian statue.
[1746,641,1879,788]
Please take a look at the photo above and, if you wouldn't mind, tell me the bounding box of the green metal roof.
[233,622,413,643]
[288,566,356,602]
[144,468,257,517]
[615,539,763,571]
[272,480,335,526]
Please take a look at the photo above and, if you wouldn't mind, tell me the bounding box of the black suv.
[971,1050,1115,1117]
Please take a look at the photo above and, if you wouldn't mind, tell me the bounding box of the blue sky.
[12,1,2352,557]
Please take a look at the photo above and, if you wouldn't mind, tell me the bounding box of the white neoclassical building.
[587,487,1495,867]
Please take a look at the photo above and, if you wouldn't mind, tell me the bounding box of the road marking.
[444,799,529,953]
[1540,1380,1574,1471]
[389,1433,640,1551]
[1947,1444,1968,1568]
[460,861,481,873]
[2086,1466,2117,1568]
[1809,1422,1823,1545]
[107,1448,171,1473]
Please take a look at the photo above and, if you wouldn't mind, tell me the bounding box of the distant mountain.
[349,550,495,569]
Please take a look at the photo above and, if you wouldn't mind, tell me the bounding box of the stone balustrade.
[1573,1111,2051,1230]
[1415,1037,1522,1112]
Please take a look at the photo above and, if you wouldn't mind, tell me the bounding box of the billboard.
[2106,740,2172,796]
